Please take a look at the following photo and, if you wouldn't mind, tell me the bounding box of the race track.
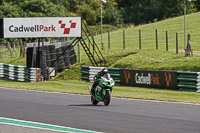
[0,87,200,133]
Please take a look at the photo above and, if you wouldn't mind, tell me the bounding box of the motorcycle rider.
[91,68,108,95]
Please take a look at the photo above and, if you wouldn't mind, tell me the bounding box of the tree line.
[1,0,199,26]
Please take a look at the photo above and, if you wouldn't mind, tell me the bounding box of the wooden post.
[7,42,13,59]
[139,29,141,49]
[185,34,194,57]
[123,30,125,49]
[20,39,23,57]
[23,41,26,58]
[108,31,110,50]
[176,33,178,54]
[156,29,158,49]
[36,67,39,82]
[166,31,168,51]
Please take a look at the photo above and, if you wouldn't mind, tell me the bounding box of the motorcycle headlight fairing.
[102,81,108,85]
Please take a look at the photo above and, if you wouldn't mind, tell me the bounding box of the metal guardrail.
[81,66,89,80]
[196,72,200,92]
[177,71,198,91]
[108,68,120,83]
[81,66,200,92]
[81,66,120,83]
[0,63,41,82]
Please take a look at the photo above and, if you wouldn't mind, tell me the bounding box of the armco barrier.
[81,66,200,92]
[107,68,120,83]
[177,71,197,91]
[81,66,89,80]
[81,66,120,83]
[0,63,41,82]
[196,72,200,92]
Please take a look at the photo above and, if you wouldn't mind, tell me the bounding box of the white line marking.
[0,117,103,133]
[0,122,72,133]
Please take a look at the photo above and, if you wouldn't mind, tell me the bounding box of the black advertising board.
[120,69,178,89]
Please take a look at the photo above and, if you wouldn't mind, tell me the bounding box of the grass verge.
[0,79,200,104]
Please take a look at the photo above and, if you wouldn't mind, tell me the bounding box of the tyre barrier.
[44,45,51,66]
[61,46,71,68]
[0,63,41,82]
[56,47,66,71]
[27,42,77,77]
[69,47,77,65]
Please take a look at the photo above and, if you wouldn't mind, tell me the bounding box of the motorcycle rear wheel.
[104,90,111,106]
[91,96,99,105]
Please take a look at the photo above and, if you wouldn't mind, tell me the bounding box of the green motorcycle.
[88,73,115,106]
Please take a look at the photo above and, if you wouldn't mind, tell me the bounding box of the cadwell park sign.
[1,17,81,38]
[0,17,82,81]
[120,69,177,89]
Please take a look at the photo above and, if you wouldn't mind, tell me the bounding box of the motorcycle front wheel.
[91,96,99,105]
[104,90,111,106]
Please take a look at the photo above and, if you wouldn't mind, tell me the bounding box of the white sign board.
[3,17,81,38]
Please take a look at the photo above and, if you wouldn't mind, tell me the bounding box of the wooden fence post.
[185,34,194,57]
[166,31,168,51]
[7,42,12,59]
[108,31,110,50]
[123,30,125,49]
[176,33,178,54]
[23,41,26,58]
[139,29,141,49]
[20,39,23,57]
[156,29,158,49]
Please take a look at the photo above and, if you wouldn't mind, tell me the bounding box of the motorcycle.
[88,73,115,106]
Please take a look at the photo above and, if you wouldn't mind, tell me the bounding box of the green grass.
[0,48,26,66]
[1,12,200,103]
[0,79,200,103]
[110,49,200,71]
[78,12,200,71]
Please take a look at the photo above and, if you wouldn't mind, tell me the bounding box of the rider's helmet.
[101,68,108,75]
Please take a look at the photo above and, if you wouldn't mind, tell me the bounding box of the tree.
[0,0,4,5]
[76,4,98,25]
[19,0,67,17]
[104,5,123,26]
[0,2,24,18]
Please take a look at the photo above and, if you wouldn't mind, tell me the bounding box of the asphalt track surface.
[0,87,200,133]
